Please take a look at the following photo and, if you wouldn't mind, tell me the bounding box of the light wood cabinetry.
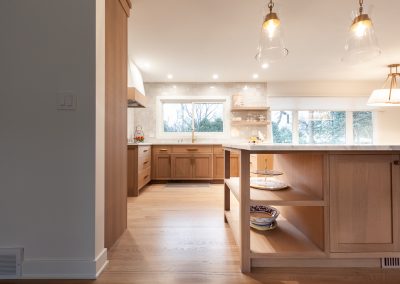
[329,154,400,253]
[152,154,171,180]
[105,0,131,248]
[171,148,213,180]
[151,145,239,181]
[127,145,151,196]
[224,147,400,272]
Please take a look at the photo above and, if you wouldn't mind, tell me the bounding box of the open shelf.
[225,178,325,206]
[231,121,270,126]
[231,107,269,112]
[225,209,325,258]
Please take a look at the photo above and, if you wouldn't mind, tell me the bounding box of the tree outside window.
[163,102,223,133]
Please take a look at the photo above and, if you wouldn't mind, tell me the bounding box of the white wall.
[375,110,400,145]
[0,0,105,278]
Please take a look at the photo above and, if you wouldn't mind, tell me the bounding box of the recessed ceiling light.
[253,73,259,79]
[210,86,215,89]
[261,63,269,69]
[243,85,248,90]
[173,85,177,89]
[212,74,219,80]
[167,74,173,79]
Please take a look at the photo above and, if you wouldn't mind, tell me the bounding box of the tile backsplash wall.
[132,82,269,142]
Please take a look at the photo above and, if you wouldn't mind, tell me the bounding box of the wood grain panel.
[105,0,130,248]
[193,154,213,179]
[152,154,171,180]
[330,154,399,252]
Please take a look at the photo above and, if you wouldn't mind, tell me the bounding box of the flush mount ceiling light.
[368,64,400,107]
[342,0,381,64]
[167,74,173,79]
[255,0,288,66]
[212,74,219,80]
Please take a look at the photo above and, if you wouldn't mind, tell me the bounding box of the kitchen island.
[223,144,400,272]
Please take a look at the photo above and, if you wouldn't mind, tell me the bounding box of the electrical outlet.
[57,91,77,111]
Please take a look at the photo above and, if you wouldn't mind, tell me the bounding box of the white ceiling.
[128,0,400,82]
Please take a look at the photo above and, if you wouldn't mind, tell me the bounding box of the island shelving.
[223,144,400,272]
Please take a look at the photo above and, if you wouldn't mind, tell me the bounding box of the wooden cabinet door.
[193,154,213,179]
[213,154,224,179]
[330,154,400,253]
[230,155,239,177]
[213,154,241,179]
[153,154,171,180]
[171,155,193,179]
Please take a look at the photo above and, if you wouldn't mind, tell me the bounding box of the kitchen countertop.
[222,143,400,151]
[128,141,246,146]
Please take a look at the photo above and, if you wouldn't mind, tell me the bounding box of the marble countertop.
[128,140,246,146]
[222,144,400,151]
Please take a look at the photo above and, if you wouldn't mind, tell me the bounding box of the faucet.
[191,127,196,144]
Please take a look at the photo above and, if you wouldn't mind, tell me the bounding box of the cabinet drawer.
[152,146,171,154]
[172,146,213,154]
[138,146,151,157]
[138,154,151,170]
[138,167,151,189]
[213,145,224,154]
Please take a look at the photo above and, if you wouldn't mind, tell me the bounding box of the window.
[353,111,373,144]
[271,111,293,144]
[271,110,373,145]
[162,102,224,133]
[299,111,346,144]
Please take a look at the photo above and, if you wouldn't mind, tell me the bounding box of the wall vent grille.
[0,248,23,279]
[381,257,400,269]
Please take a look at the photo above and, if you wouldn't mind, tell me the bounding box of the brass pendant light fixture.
[368,64,400,107]
[256,0,288,66]
[342,0,381,64]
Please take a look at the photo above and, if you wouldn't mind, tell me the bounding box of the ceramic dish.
[250,177,289,191]
[250,220,277,231]
[250,205,280,223]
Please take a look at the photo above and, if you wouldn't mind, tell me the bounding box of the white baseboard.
[20,248,108,279]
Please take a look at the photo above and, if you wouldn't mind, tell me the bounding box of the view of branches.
[163,103,223,133]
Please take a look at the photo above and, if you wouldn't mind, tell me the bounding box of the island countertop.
[222,143,400,152]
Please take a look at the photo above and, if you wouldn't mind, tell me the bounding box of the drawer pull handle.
[143,175,149,179]
[160,149,168,151]
[143,150,148,152]
[143,161,149,164]
[187,149,198,151]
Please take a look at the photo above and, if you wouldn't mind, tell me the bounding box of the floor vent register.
[0,248,23,279]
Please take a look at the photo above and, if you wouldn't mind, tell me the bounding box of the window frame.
[270,109,375,145]
[156,96,230,139]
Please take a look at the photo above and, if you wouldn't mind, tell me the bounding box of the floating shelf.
[225,178,325,206]
[225,209,325,258]
[231,107,269,112]
[231,121,270,126]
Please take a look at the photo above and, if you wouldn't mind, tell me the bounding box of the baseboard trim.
[20,248,108,279]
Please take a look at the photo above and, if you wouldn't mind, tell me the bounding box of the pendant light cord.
[359,0,364,15]
[268,0,274,13]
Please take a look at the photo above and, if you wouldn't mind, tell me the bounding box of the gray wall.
[0,0,104,278]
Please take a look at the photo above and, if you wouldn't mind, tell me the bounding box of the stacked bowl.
[250,205,279,231]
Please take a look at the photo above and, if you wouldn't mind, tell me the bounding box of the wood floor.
[5,183,400,283]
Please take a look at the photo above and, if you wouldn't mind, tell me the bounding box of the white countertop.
[222,144,400,151]
[128,140,246,146]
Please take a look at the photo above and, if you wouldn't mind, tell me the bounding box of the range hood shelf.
[128,87,147,108]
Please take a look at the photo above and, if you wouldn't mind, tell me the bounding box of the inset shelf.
[225,210,325,258]
[225,178,325,206]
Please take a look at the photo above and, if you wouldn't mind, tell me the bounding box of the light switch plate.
[57,91,77,111]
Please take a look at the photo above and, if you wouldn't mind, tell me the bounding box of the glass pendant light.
[255,0,288,65]
[342,0,381,64]
[368,64,400,107]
